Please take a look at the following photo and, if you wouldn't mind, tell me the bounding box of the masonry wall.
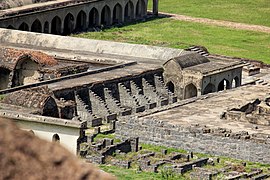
[115,117,270,164]
[0,111,85,154]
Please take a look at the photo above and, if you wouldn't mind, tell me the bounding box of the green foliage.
[160,167,182,180]
[99,165,161,180]
[93,133,121,143]
[140,143,187,154]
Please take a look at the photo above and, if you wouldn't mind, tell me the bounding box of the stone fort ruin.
[0,0,270,177]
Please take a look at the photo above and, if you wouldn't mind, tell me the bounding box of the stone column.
[152,0,158,16]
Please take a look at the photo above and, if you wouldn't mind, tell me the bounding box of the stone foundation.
[115,117,270,164]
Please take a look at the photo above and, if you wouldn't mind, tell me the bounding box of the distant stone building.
[0,0,159,34]
[163,51,243,99]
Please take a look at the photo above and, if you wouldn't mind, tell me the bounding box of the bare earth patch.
[160,12,270,34]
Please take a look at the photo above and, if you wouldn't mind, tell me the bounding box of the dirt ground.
[160,12,270,34]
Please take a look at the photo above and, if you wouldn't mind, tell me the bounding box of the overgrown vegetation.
[99,141,270,179]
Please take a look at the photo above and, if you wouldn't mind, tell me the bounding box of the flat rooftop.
[48,62,161,91]
[140,84,270,135]
[185,59,243,75]
[0,0,98,17]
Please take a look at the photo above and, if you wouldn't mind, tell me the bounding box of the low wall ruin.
[115,117,270,164]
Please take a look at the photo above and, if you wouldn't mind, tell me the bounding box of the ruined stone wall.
[115,117,270,164]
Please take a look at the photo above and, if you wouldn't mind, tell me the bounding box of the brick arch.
[31,19,42,33]
[124,0,134,21]
[184,83,198,99]
[76,10,87,32]
[136,0,146,18]
[89,7,99,27]
[64,13,75,35]
[18,22,29,31]
[203,83,216,95]
[232,76,240,88]
[101,5,111,26]
[113,3,123,24]
[218,79,231,91]
[51,16,62,35]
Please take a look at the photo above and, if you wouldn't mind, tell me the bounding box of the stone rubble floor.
[143,72,270,135]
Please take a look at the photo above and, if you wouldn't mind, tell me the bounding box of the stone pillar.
[152,0,158,16]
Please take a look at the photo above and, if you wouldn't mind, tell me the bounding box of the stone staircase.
[130,81,157,109]
[154,75,177,104]
[103,87,132,116]
[243,61,260,76]
[118,83,145,113]
[75,94,102,127]
[142,78,169,106]
[89,90,117,123]
[186,46,209,57]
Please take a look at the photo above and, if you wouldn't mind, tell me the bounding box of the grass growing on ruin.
[99,165,185,180]
[148,0,270,27]
[98,142,270,179]
[93,133,121,143]
[75,18,270,63]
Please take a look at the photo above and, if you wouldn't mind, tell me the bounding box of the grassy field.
[148,0,270,27]
[75,18,270,63]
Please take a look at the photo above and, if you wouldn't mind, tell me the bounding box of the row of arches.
[203,76,240,95]
[166,76,240,100]
[8,0,146,35]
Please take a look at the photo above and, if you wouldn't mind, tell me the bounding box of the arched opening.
[89,7,99,27]
[166,81,175,93]
[7,25,15,29]
[136,0,146,18]
[184,83,197,99]
[43,97,59,118]
[232,76,240,88]
[18,22,29,31]
[76,10,87,32]
[218,79,231,91]
[0,67,11,90]
[31,19,42,33]
[101,5,111,26]
[203,83,216,95]
[124,1,134,22]
[113,3,123,24]
[52,134,60,143]
[13,57,39,86]
[44,21,49,33]
[64,13,75,35]
[51,16,62,35]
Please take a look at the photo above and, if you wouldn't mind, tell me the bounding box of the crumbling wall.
[115,117,270,164]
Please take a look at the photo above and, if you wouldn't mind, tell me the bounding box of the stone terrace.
[142,84,270,134]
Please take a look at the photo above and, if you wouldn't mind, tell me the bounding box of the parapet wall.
[0,28,183,61]
[115,117,270,164]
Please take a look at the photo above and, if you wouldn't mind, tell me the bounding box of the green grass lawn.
[74,18,270,63]
[148,0,270,27]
